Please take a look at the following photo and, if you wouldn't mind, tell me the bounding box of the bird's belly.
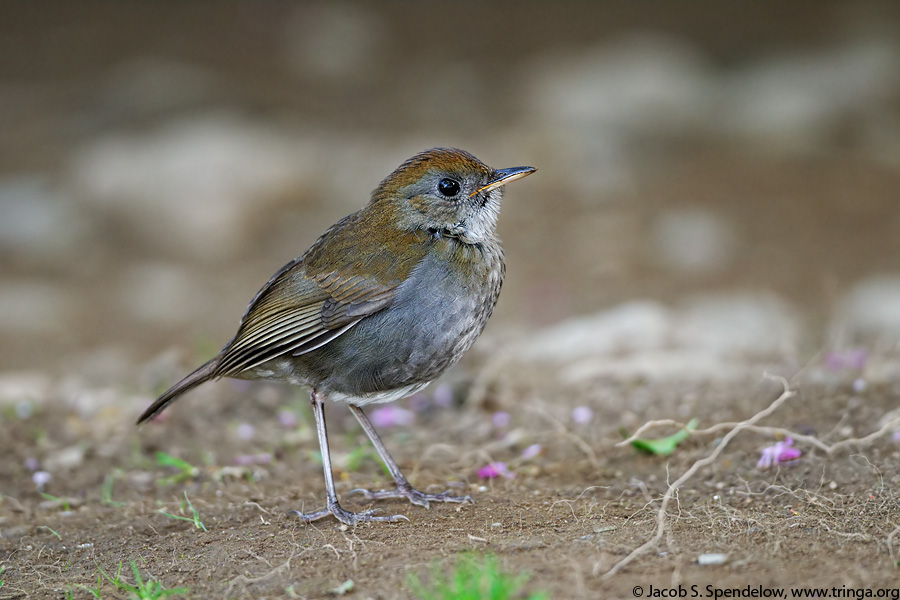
[276,248,502,402]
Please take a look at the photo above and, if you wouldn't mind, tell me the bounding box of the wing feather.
[212,213,430,379]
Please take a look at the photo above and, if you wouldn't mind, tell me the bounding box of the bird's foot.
[288,503,409,526]
[350,483,474,509]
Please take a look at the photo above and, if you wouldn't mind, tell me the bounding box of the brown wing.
[214,210,429,377]
[213,266,400,376]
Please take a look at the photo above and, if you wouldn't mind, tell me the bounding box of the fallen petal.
[278,409,298,428]
[492,411,511,429]
[571,406,594,424]
[233,453,272,466]
[33,470,52,490]
[757,438,801,469]
[478,462,516,479]
[370,406,415,428]
[521,444,542,460]
[236,423,255,440]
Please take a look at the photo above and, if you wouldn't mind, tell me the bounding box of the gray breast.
[289,240,504,400]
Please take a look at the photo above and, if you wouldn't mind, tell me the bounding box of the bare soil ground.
[2,364,899,599]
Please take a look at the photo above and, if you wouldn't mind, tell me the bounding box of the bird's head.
[372,148,535,244]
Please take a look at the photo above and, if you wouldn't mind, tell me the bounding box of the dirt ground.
[2,366,900,599]
[2,3,900,599]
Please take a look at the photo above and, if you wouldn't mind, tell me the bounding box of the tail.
[136,358,219,425]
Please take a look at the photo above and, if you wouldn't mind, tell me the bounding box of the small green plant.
[155,452,199,485]
[344,444,391,477]
[40,492,72,512]
[74,572,104,598]
[101,470,126,507]
[159,492,208,532]
[100,561,188,599]
[38,525,62,540]
[408,553,547,600]
[0,565,5,589]
[621,418,699,456]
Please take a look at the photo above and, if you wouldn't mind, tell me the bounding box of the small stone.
[44,445,85,471]
[697,553,728,566]
[839,276,900,342]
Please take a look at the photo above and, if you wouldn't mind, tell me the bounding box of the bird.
[137,148,535,525]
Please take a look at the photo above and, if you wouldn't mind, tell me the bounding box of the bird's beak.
[471,165,537,197]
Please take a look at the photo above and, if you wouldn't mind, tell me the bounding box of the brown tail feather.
[136,358,219,425]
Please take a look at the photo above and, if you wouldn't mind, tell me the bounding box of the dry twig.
[602,374,796,578]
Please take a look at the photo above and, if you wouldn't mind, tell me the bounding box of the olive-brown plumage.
[138,148,535,525]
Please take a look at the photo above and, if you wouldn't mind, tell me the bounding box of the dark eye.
[438,178,461,197]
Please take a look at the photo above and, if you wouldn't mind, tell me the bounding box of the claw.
[348,485,474,509]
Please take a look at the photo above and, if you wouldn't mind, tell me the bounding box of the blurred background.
[1,2,899,385]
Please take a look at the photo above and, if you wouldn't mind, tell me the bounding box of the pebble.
[514,293,799,381]
[675,293,799,356]
[697,553,728,566]
[0,372,52,406]
[838,275,900,342]
[44,445,86,471]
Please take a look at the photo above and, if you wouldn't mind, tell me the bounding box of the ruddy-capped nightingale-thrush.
[137,148,535,525]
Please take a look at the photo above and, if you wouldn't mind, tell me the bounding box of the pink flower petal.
[521,444,542,460]
[824,348,869,371]
[33,471,51,490]
[278,409,298,428]
[757,437,801,469]
[478,462,515,479]
[492,411,511,429]
[571,406,594,425]
[407,393,430,412]
[370,406,415,428]
[777,446,802,462]
[236,423,255,440]
[233,453,272,466]
[432,383,454,408]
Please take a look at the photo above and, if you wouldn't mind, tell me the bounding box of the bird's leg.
[289,391,409,525]
[348,404,473,508]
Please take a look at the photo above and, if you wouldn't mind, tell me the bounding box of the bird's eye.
[437,178,461,197]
